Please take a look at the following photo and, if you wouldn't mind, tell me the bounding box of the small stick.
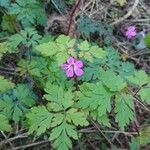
[111,0,140,25]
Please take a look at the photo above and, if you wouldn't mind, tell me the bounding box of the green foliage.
[0,75,14,92]
[0,0,9,8]
[36,35,107,65]
[17,57,47,77]
[0,8,150,148]
[8,0,47,27]
[0,84,36,122]
[50,122,78,150]
[9,28,42,49]
[0,114,11,131]
[144,33,150,48]
[51,0,67,13]
[26,106,53,135]
[78,40,107,62]
[100,70,127,92]
[26,83,88,150]
[126,70,148,87]
[44,83,75,110]
[1,15,17,33]
[130,126,150,149]
[138,79,150,104]
[36,35,76,65]
[0,42,11,60]
[77,82,113,119]
[77,16,114,45]
[115,0,126,6]
[115,94,134,130]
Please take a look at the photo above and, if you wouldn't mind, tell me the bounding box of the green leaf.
[44,83,74,111]
[100,70,127,92]
[0,42,11,60]
[127,70,148,87]
[116,0,126,6]
[50,122,78,150]
[0,114,11,131]
[0,0,9,8]
[78,40,90,51]
[144,33,150,48]
[77,16,113,45]
[36,35,77,65]
[9,28,41,49]
[17,57,47,77]
[139,87,150,104]
[0,84,36,122]
[78,41,106,62]
[26,106,53,135]
[90,45,107,58]
[77,82,112,116]
[97,114,111,127]
[8,0,47,27]
[51,113,64,127]
[66,108,89,126]
[115,94,134,130]
[0,75,14,92]
[1,15,17,33]
[36,42,58,56]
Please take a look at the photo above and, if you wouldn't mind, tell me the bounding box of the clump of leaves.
[1,3,150,147]
[77,16,114,45]
[0,84,36,122]
[8,0,47,27]
[9,28,42,49]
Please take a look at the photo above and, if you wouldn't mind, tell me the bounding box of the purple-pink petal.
[125,26,137,39]
[66,68,74,77]
[74,60,83,68]
[67,57,75,65]
[128,26,136,31]
[74,67,84,77]
[62,64,69,70]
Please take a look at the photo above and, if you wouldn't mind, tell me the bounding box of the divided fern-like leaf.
[115,94,135,130]
[77,82,113,117]
[0,114,11,131]
[50,121,78,150]
[66,108,89,126]
[100,70,127,92]
[26,106,53,135]
[0,84,36,122]
[36,35,76,65]
[78,41,106,62]
[0,75,14,92]
[126,70,148,87]
[8,0,47,27]
[44,82,74,110]
[9,28,42,49]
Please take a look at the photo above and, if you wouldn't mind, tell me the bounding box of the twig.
[129,88,150,112]
[80,128,138,135]
[90,119,113,147]
[0,134,28,146]
[111,0,140,25]
[13,140,50,150]
[67,0,82,35]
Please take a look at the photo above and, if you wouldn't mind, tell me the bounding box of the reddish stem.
[67,0,82,35]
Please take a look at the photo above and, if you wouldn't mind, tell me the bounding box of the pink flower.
[125,26,137,39]
[62,57,84,78]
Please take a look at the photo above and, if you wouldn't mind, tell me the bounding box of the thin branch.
[90,119,113,147]
[80,128,138,135]
[13,140,50,150]
[111,0,140,25]
[0,134,28,146]
[67,0,82,35]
